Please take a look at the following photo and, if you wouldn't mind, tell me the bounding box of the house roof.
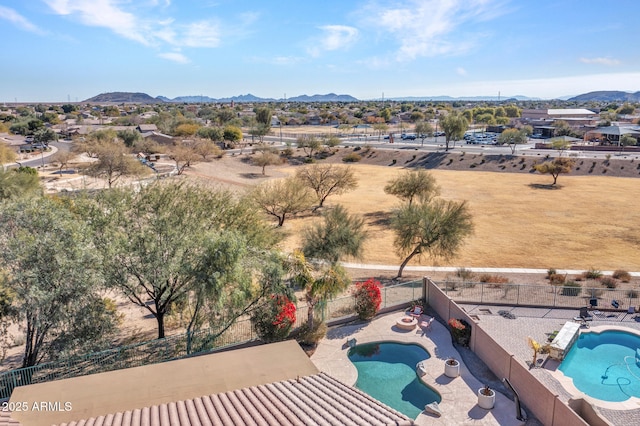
[5,340,412,426]
[547,109,596,115]
[9,340,319,426]
[56,373,413,426]
[586,125,640,136]
[137,124,158,132]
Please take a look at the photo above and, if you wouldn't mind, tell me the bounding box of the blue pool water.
[559,330,640,402]
[347,341,441,418]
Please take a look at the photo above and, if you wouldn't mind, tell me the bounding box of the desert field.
[187,150,640,271]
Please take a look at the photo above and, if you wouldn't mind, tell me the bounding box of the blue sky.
[2,0,640,102]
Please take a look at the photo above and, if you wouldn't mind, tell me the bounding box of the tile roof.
[56,373,413,426]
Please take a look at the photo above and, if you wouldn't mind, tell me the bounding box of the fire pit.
[395,316,418,330]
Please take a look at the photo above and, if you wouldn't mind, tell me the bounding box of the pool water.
[347,341,441,418]
[559,330,640,402]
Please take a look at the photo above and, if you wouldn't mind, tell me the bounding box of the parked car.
[401,134,416,140]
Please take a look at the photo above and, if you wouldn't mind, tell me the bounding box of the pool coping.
[548,325,640,411]
[311,311,526,425]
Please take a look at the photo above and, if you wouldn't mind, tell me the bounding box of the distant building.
[136,124,158,134]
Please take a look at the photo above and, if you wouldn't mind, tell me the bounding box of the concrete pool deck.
[311,311,528,425]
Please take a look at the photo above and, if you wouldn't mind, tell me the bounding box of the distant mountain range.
[84,92,358,103]
[384,95,540,101]
[83,90,640,104]
[567,91,640,102]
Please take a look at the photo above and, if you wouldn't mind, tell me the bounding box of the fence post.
[516,284,520,305]
[553,287,557,307]
[480,283,484,303]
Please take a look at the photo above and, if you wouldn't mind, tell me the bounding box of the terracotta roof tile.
[57,373,413,426]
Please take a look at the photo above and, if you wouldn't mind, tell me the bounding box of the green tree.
[1,143,17,170]
[251,177,315,226]
[33,128,58,144]
[302,205,367,263]
[384,169,440,206]
[295,164,358,210]
[504,105,521,118]
[223,125,243,148]
[415,121,434,147]
[196,126,223,141]
[549,138,572,157]
[86,182,277,339]
[0,168,41,200]
[87,139,148,187]
[252,144,282,175]
[373,123,389,142]
[391,199,474,277]
[439,113,468,151]
[619,134,637,153]
[0,197,118,367]
[297,135,322,158]
[534,157,575,185]
[117,129,143,147]
[552,120,574,137]
[497,128,528,154]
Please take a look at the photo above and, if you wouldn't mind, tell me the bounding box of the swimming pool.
[347,341,441,418]
[559,329,640,402]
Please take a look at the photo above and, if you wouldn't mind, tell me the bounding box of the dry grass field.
[187,148,640,272]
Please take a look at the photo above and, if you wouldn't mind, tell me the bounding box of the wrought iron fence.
[436,281,639,310]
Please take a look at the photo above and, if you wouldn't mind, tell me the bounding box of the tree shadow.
[363,210,391,226]
[527,183,563,190]
[239,173,267,179]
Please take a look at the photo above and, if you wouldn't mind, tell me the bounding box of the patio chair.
[409,306,423,318]
[420,317,434,332]
[611,300,620,309]
[574,307,593,326]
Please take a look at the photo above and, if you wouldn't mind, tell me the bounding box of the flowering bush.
[251,294,296,343]
[448,318,471,346]
[448,318,465,330]
[353,278,382,320]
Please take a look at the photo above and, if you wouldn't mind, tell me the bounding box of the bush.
[251,294,297,343]
[479,274,509,286]
[549,273,566,285]
[561,281,581,296]
[584,268,603,279]
[613,270,632,283]
[295,320,327,346]
[353,278,382,320]
[600,276,618,289]
[342,153,362,162]
[626,289,638,299]
[456,267,475,282]
[546,268,557,279]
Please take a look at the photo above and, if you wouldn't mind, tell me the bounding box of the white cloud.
[579,57,620,66]
[0,5,46,34]
[181,21,220,47]
[158,52,189,63]
[456,67,467,76]
[307,25,359,57]
[44,0,149,44]
[362,0,507,60]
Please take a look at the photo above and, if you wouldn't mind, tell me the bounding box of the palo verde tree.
[87,138,149,187]
[291,205,367,332]
[295,164,358,210]
[439,113,468,151]
[0,167,41,200]
[85,182,279,339]
[497,128,528,154]
[252,144,282,175]
[384,169,440,206]
[415,121,434,147]
[534,157,575,185]
[391,199,474,278]
[251,176,315,226]
[296,135,322,158]
[0,196,118,367]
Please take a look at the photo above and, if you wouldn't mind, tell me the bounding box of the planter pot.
[477,388,495,409]
[444,360,460,378]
